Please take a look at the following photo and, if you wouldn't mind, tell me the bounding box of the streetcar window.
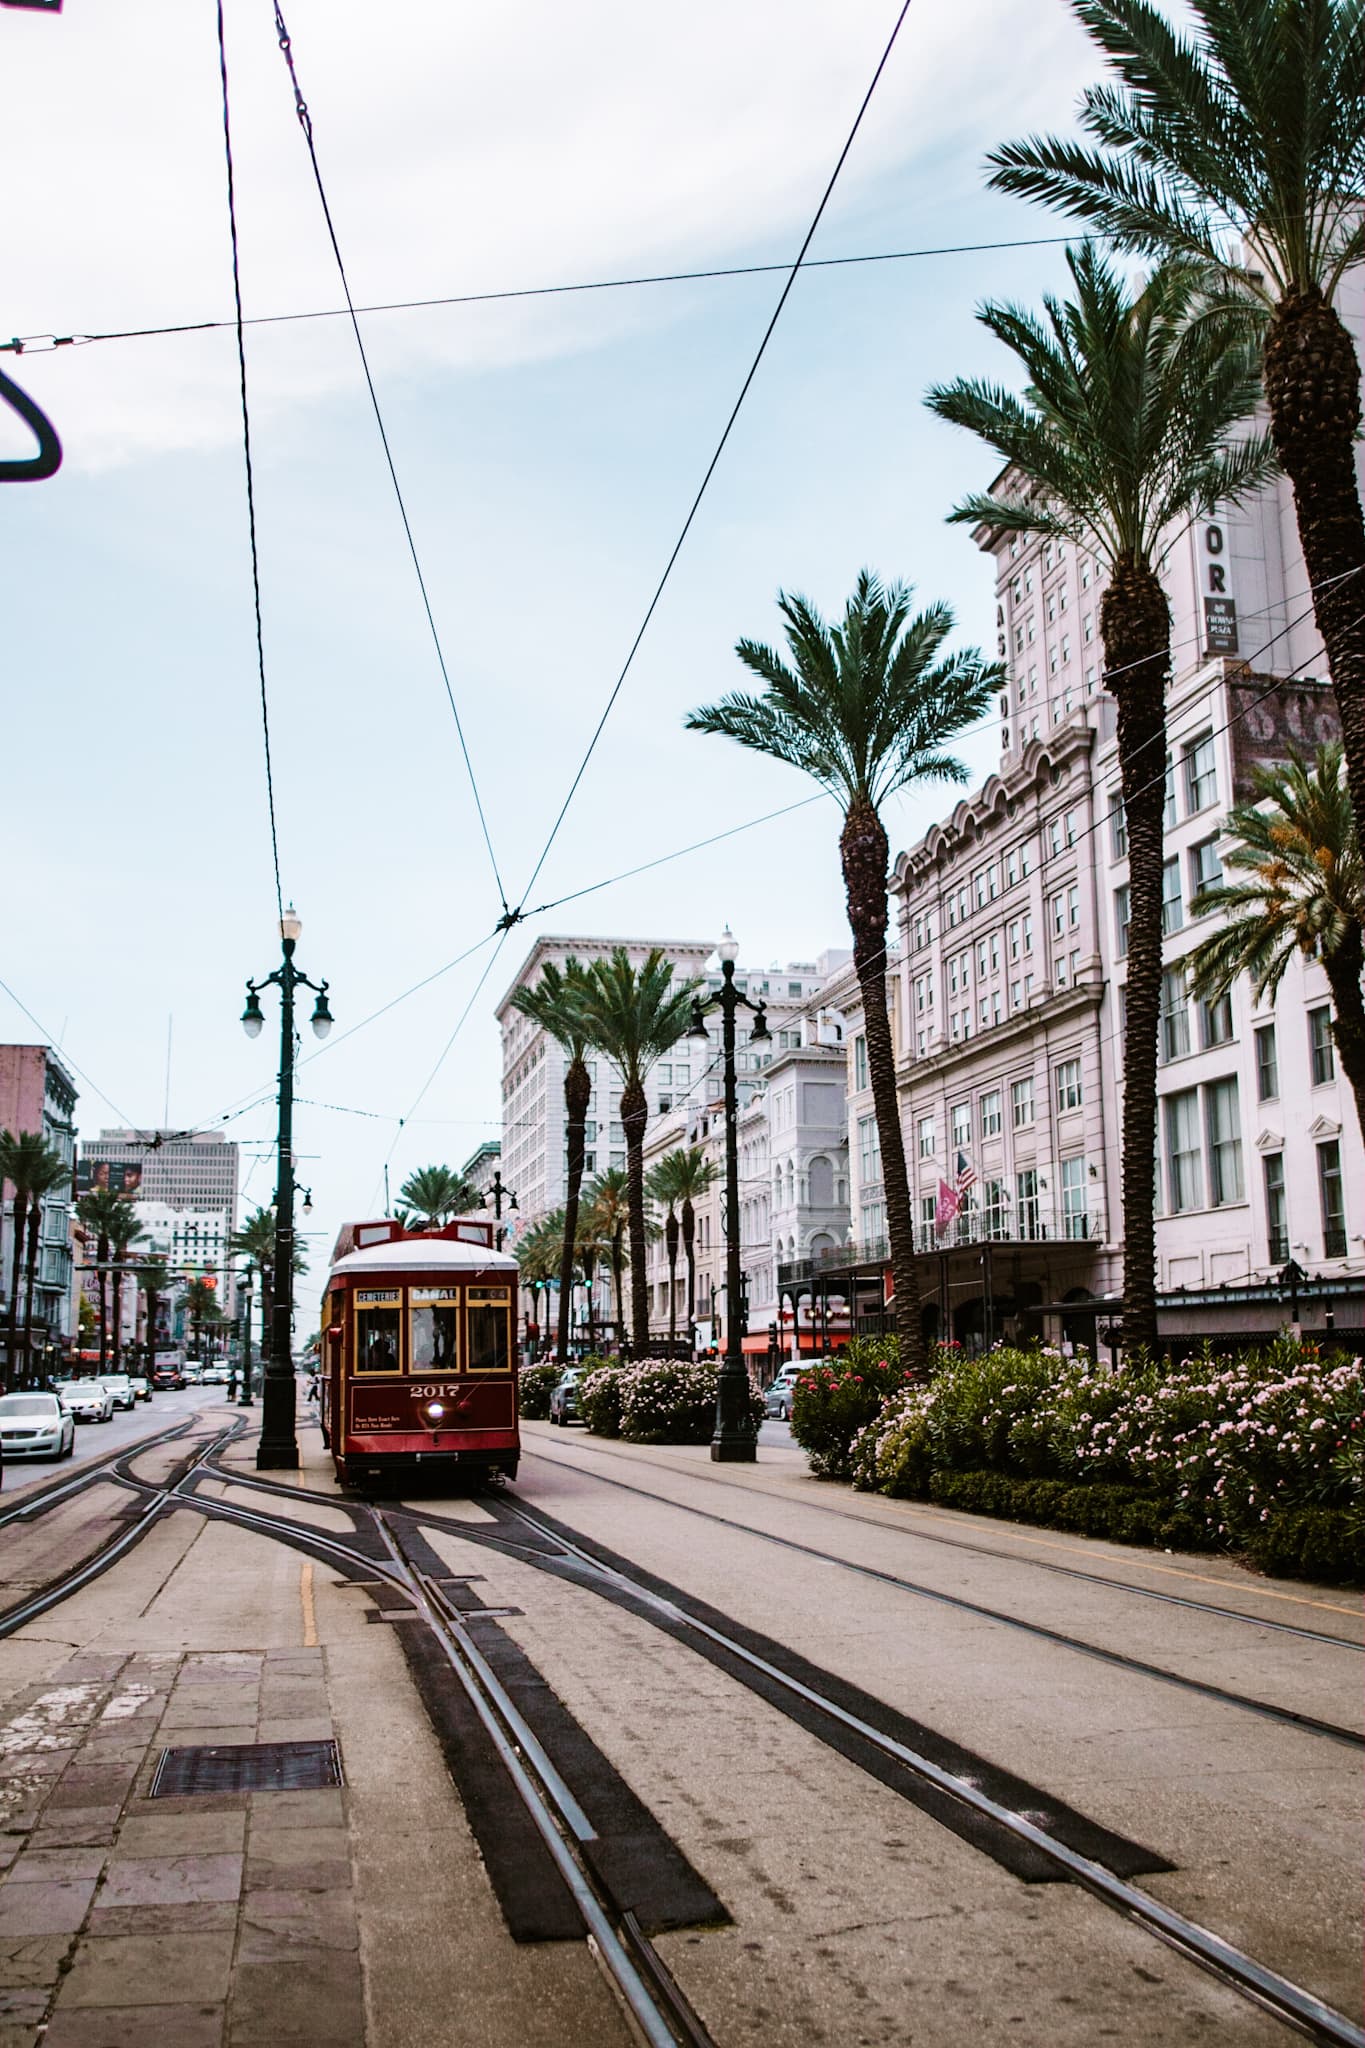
[467,1287,511,1374]
[410,1288,459,1373]
[355,1290,402,1374]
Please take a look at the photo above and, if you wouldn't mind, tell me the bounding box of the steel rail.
[500,1499,1365,2048]
[513,1452,1363,1743]
[521,1442,1363,1649]
[0,1420,242,1640]
[0,1412,200,1530]
[157,1479,717,2048]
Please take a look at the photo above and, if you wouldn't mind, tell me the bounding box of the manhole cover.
[150,1739,343,1798]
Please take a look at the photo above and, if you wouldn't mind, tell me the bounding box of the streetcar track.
[511,1451,1363,1745]
[522,1440,1364,1646]
[192,1450,1362,1748]
[0,1411,201,1530]
[40,1450,1358,2047]
[0,1418,243,1640]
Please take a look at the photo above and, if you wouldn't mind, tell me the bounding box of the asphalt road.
[0,1384,223,1494]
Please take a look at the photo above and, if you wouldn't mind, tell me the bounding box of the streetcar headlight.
[425,1401,445,1421]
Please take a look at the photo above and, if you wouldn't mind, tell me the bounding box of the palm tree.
[688,572,999,1372]
[395,1164,478,1231]
[582,1167,632,1345]
[511,957,597,1363]
[75,1186,128,1372]
[648,1146,719,1347]
[228,1206,307,1355]
[1186,741,1365,1143]
[928,247,1272,1356]
[985,0,1365,836]
[515,1211,563,1357]
[575,952,696,1355]
[183,1277,218,1363]
[134,1258,170,1375]
[105,1205,147,1371]
[0,1133,69,1386]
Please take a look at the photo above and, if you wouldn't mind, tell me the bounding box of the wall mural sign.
[1228,676,1341,799]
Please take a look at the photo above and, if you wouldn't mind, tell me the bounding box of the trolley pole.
[241,906,333,1471]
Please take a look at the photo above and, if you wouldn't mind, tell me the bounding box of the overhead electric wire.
[268,0,510,916]
[509,0,919,919]
[0,973,139,1127]
[216,0,285,926]
[1,234,1086,359]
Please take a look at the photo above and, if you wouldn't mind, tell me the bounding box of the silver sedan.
[0,1391,76,1461]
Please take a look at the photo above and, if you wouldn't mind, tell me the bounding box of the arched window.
[808,1155,834,1205]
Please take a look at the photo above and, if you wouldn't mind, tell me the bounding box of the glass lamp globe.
[280,903,303,946]
[717,925,738,964]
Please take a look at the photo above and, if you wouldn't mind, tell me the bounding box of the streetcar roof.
[328,1239,519,1283]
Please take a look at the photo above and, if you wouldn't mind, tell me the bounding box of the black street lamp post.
[241,904,332,1469]
[482,1169,518,1251]
[688,927,769,1463]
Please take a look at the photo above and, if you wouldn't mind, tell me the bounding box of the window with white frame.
[1110,790,1127,859]
[1309,1005,1335,1085]
[853,1034,868,1091]
[1184,732,1217,813]
[1164,1089,1203,1212]
[1189,836,1222,901]
[1055,1057,1082,1111]
[1114,885,1131,958]
[1060,1156,1088,1238]
[917,1115,935,1160]
[858,1115,883,1184]
[1067,884,1080,930]
[980,1089,1002,1137]
[1254,1022,1278,1102]
[1011,1076,1035,1127]
[1016,1166,1041,1237]
[1205,1076,1244,1206]
[952,1102,971,1149]
[1164,757,1177,829]
[1200,987,1233,1048]
[1159,966,1190,1063]
[1161,857,1183,936]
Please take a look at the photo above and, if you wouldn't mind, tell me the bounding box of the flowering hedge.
[579,1357,764,1445]
[845,1339,1363,1582]
[517,1363,561,1419]
[788,1339,914,1478]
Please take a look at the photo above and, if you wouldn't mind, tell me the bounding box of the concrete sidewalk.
[0,1423,630,2048]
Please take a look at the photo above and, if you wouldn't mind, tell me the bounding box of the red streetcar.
[320,1217,520,1487]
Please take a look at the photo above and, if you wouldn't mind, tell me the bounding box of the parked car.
[763,1364,803,1421]
[151,1364,186,1391]
[64,1379,114,1423]
[128,1376,152,1403]
[97,1374,136,1412]
[0,1391,76,1462]
[200,1364,230,1385]
[548,1369,585,1425]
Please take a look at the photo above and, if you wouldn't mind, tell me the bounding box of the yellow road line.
[300,1560,318,1646]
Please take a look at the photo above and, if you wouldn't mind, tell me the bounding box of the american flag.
[956,1150,977,1194]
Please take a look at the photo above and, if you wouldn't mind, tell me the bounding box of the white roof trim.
[328,1241,518,1283]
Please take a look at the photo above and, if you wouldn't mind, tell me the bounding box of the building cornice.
[893,720,1096,893]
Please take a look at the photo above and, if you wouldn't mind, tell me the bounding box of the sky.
[2,0,1107,1275]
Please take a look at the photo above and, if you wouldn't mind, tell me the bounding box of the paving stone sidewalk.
[0,1647,364,2047]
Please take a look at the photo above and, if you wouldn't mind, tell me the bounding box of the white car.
[200,1364,231,1385]
[64,1379,114,1423]
[97,1374,136,1412]
[0,1391,76,1461]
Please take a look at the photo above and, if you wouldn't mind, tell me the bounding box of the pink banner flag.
[935,1178,961,1236]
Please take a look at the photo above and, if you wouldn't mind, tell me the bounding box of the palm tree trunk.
[21,1200,41,1382]
[666,1209,679,1347]
[621,1079,650,1355]
[1103,557,1172,1360]
[840,798,925,1373]
[1262,290,1365,839]
[611,1232,625,1347]
[558,1056,591,1363]
[97,1231,110,1369]
[112,1263,123,1370]
[682,1203,697,1347]
[5,1190,27,1391]
[1323,924,1365,1149]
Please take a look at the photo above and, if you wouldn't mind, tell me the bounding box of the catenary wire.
[0,974,139,1127]
[0,234,1088,357]
[509,0,919,920]
[268,0,510,916]
[216,0,285,927]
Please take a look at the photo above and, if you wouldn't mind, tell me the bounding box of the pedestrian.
[306,1371,320,1406]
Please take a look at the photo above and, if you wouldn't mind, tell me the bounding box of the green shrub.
[616,1359,764,1445]
[517,1363,561,1420]
[1249,1506,1364,1584]
[790,1339,911,1480]
[578,1359,627,1437]
[927,1470,1212,1552]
